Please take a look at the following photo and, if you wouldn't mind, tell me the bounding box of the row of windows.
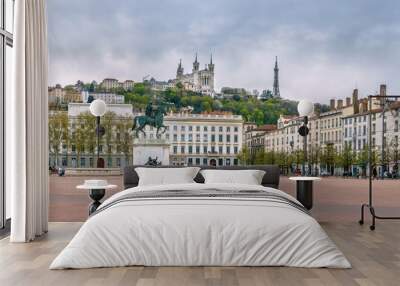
[182,157,238,166]
[320,117,341,129]
[172,145,239,155]
[170,125,239,133]
[168,133,239,143]
[57,156,127,168]
[344,126,367,138]
[65,145,124,153]
[344,116,368,125]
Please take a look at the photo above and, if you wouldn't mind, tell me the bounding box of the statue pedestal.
[132,138,170,165]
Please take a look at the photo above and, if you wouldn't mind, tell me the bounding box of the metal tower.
[273,56,280,98]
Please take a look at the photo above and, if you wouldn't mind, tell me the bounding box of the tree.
[356,145,369,177]
[73,115,88,167]
[276,151,291,174]
[320,144,337,175]
[237,146,251,165]
[49,112,69,167]
[102,112,117,167]
[293,149,305,172]
[308,146,321,175]
[81,112,97,166]
[264,150,277,164]
[388,138,400,176]
[338,144,355,174]
[115,116,133,166]
[254,150,267,164]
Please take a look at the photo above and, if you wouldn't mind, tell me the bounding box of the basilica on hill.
[174,54,215,96]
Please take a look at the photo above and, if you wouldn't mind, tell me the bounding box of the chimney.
[379,84,387,106]
[330,99,336,110]
[337,99,343,109]
[364,101,368,112]
[346,97,351,106]
[359,102,365,113]
[352,89,359,114]
[380,84,386,97]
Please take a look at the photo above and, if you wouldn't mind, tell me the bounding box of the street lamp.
[89,99,106,168]
[297,100,314,176]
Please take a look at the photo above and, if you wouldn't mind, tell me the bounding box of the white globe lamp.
[89,99,107,168]
[297,100,314,117]
[297,100,314,176]
[89,99,107,117]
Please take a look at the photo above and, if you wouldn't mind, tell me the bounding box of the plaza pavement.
[49,175,400,223]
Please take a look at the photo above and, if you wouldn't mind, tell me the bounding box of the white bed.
[50,183,351,269]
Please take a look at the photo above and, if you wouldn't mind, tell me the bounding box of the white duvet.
[50,183,351,269]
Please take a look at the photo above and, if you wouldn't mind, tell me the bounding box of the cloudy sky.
[48,0,400,103]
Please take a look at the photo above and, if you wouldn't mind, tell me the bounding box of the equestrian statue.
[132,100,169,138]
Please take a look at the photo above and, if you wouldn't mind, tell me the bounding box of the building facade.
[48,84,81,105]
[81,91,124,104]
[49,103,134,169]
[138,112,243,166]
[175,54,215,96]
[244,85,400,176]
[50,106,243,168]
[100,78,135,91]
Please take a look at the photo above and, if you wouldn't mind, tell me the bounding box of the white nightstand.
[77,180,117,215]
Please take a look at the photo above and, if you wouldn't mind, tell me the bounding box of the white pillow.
[200,169,266,185]
[135,167,201,186]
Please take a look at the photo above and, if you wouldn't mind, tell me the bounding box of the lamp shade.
[89,99,107,117]
[297,100,314,117]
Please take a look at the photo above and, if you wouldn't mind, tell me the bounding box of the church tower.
[208,54,214,72]
[193,53,199,72]
[273,56,280,98]
[177,59,184,79]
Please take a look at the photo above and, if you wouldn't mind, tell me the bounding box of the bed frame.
[123,165,280,190]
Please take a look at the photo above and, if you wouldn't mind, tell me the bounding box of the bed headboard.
[123,165,280,189]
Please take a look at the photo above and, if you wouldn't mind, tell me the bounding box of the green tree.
[309,146,321,175]
[320,144,336,175]
[265,150,277,164]
[356,145,369,177]
[115,116,133,166]
[237,146,251,165]
[293,149,305,172]
[80,112,96,167]
[254,150,266,164]
[73,115,88,167]
[102,112,117,167]
[48,112,69,167]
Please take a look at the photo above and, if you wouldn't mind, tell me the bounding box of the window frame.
[1,0,14,231]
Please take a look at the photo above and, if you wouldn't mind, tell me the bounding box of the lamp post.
[297,100,314,176]
[89,99,106,168]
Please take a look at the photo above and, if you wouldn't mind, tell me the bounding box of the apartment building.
[342,100,400,173]
[243,85,400,175]
[141,112,244,166]
[48,84,81,105]
[245,124,275,156]
[100,78,135,91]
[49,103,134,168]
[50,106,243,168]
[81,91,125,104]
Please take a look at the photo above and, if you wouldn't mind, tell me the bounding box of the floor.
[1,176,400,285]
[1,221,400,286]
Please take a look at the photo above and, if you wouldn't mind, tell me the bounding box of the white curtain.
[8,0,49,242]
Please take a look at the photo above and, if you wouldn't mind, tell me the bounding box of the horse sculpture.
[132,102,168,138]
